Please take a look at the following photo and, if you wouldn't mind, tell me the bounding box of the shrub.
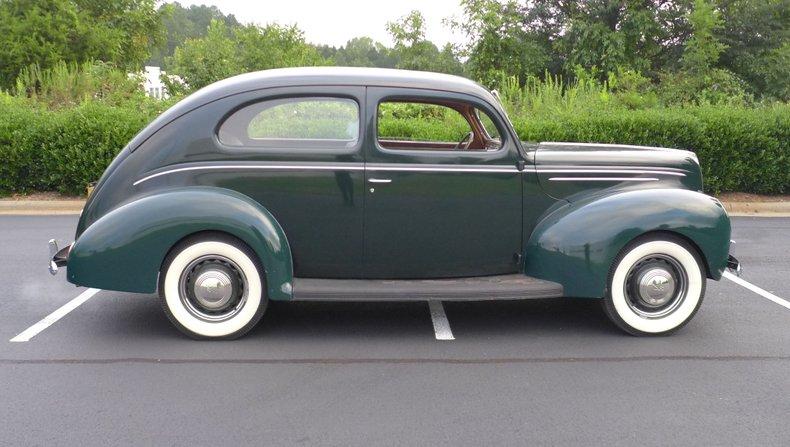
[513,105,789,194]
[0,92,786,196]
[0,94,161,195]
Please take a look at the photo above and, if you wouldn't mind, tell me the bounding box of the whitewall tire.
[603,235,706,336]
[159,234,267,339]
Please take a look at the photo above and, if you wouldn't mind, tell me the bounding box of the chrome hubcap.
[624,255,687,319]
[637,268,676,307]
[178,255,247,322]
[193,270,234,310]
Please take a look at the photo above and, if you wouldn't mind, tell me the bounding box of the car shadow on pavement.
[442,298,619,338]
[99,293,618,341]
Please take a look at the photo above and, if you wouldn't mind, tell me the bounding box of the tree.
[0,0,166,88]
[148,2,242,67]
[658,0,747,104]
[682,0,726,73]
[167,20,328,92]
[386,11,463,74]
[555,1,690,78]
[235,23,326,71]
[331,37,397,68]
[715,0,790,100]
[166,20,240,92]
[451,0,549,87]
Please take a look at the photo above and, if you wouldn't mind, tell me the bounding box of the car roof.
[128,67,503,152]
[201,66,493,99]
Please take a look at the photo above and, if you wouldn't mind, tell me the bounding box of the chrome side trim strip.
[134,162,680,186]
[536,169,685,177]
[548,177,660,182]
[133,164,365,186]
[134,163,520,185]
[540,141,671,151]
[367,164,518,173]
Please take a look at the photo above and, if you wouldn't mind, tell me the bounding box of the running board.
[291,274,563,302]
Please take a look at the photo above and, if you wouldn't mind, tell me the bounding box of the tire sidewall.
[607,238,705,335]
[161,238,266,339]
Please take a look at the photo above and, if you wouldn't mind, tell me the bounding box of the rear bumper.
[48,239,72,275]
[726,254,742,277]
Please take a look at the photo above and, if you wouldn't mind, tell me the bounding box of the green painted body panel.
[523,188,731,298]
[68,187,294,300]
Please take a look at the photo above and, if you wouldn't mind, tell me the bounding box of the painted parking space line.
[428,300,454,341]
[723,272,790,311]
[10,288,101,343]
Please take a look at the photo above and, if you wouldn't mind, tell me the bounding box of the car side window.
[476,109,501,142]
[218,97,359,149]
[377,100,503,152]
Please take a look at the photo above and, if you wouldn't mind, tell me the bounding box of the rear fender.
[67,187,294,300]
[523,189,731,298]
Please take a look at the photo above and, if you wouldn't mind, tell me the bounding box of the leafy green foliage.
[453,0,788,101]
[167,20,327,92]
[0,0,166,89]
[451,0,548,87]
[0,94,162,194]
[14,61,148,108]
[319,37,397,68]
[2,82,785,195]
[386,11,464,75]
[0,0,786,197]
[247,99,358,140]
[378,102,470,141]
[148,2,241,68]
[513,105,788,194]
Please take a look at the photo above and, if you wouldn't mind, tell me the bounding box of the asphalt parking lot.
[1,215,788,446]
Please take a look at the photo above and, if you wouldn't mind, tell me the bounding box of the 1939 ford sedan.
[48,67,740,339]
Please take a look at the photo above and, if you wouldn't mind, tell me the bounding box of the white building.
[141,66,176,99]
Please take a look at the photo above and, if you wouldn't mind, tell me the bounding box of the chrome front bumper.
[48,239,72,275]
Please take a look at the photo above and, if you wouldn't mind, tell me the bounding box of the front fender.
[67,187,294,300]
[523,189,731,298]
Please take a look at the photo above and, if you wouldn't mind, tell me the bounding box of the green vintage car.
[48,67,740,339]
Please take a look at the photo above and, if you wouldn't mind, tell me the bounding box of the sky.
[175,0,468,48]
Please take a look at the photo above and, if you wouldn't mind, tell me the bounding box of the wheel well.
[625,230,712,279]
[158,230,267,289]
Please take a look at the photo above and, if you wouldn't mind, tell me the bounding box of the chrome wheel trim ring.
[178,255,248,322]
[624,254,688,319]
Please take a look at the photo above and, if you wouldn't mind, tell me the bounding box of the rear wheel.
[603,235,706,336]
[159,234,267,339]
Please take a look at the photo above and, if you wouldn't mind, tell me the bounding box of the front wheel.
[603,235,706,336]
[159,234,267,339]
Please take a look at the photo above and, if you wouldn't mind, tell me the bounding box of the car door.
[210,86,366,278]
[363,86,523,278]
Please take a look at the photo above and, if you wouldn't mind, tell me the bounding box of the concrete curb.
[723,201,790,217]
[1,199,789,217]
[0,200,84,215]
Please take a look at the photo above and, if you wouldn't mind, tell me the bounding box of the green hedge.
[0,97,160,195]
[0,96,787,195]
[514,105,789,194]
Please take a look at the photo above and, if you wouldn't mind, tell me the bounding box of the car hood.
[532,142,703,202]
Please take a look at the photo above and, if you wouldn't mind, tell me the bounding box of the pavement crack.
[1,355,789,365]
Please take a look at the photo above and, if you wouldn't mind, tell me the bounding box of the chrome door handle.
[368,178,392,183]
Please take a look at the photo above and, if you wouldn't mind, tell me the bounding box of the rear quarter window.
[218,97,359,149]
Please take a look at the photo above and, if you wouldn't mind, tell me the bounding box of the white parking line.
[10,288,101,342]
[428,300,454,341]
[723,272,790,311]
